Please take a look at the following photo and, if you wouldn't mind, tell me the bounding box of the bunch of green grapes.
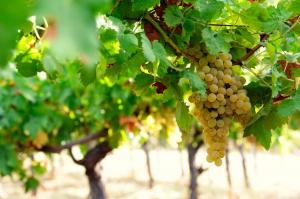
[188,49,251,166]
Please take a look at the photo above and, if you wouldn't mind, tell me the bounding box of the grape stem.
[144,14,199,66]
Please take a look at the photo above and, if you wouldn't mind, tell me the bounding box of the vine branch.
[235,33,269,65]
[144,14,199,65]
[39,129,108,153]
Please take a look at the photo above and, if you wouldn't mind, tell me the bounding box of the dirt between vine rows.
[1,147,300,199]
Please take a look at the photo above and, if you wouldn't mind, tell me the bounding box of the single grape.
[208,118,217,128]
[215,59,223,68]
[217,93,224,101]
[223,74,232,84]
[218,87,227,95]
[209,84,218,93]
[212,101,220,109]
[215,159,222,166]
[207,54,217,63]
[205,74,214,82]
[199,57,208,66]
[224,60,232,68]
[210,68,218,76]
[216,119,224,127]
[217,106,225,114]
[226,88,234,96]
[207,93,217,102]
[202,65,210,73]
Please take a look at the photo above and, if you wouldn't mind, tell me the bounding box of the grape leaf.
[277,88,300,117]
[119,34,138,56]
[80,64,96,85]
[36,0,99,64]
[131,0,159,11]
[0,0,29,67]
[244,82,272,106]
[182,70,206,96]
[0,145,17,175]
[176,102,193,132]
[141,35,156,62]
[163,6,184,27]
[24,117,43,138]
[244,118,272,149]
[17,60,43,77]
[152,41,172,67]
[241,3,288,33]
[202,28,232,55]
[193,0,224,22]
[25,177,39,192]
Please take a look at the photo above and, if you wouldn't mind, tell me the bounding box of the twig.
[144,14,199,66]
[68,147,84,165]
[208,23,248,27]
[235,34,269,65]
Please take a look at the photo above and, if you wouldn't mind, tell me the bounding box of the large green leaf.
[193,0,224,22]
[163,6,184,27]
[182,70,206,96]
[0,145,18,176]
[176,102,193,132]
[0,0,29,67]
[141,35,156,62]
[131,0,159,11]
[36,0,99,64]
[277,88,300,117]
[202,28,232,55]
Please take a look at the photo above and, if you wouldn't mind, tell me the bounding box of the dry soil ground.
[1,147,300,199]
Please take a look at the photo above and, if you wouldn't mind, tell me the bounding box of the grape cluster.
[188,48,251,166]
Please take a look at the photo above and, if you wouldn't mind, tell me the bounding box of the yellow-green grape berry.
[202,65,210,73]
[218,87,227,95]
[199,72,205,79]
[237,92,247,101]
[216,93,224,101]
[220,99,227,106]
[225,106,233,115]
[236,100,244,108]
[218,80,225,87]
[199,57,208,66]
[242,102,251,111]
[224,68,232,75]
[219,53,228,61]
[210,68,218,76]
[231,85,238,92]
[217,71,224,79]
[209,84,219,93]
[215,159,222,166]
[224,60,232,68]
[217,106,225,114]
[239,77,246,85]
[205,101,212,108]
[212,77,218,85]
[230,94,238,102]
[223,74,232,84]
[207,93,217,102]
[205,74,214,82]
[210,111,218,118]
[212,101,220,109]
[207,54,217,63]
[206,155,214,163]
[216,119,225,127]
[226,88,234,96]
[215,59,224,68]
[208,118,217,128]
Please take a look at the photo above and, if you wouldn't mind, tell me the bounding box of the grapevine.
[188,46,251,166]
